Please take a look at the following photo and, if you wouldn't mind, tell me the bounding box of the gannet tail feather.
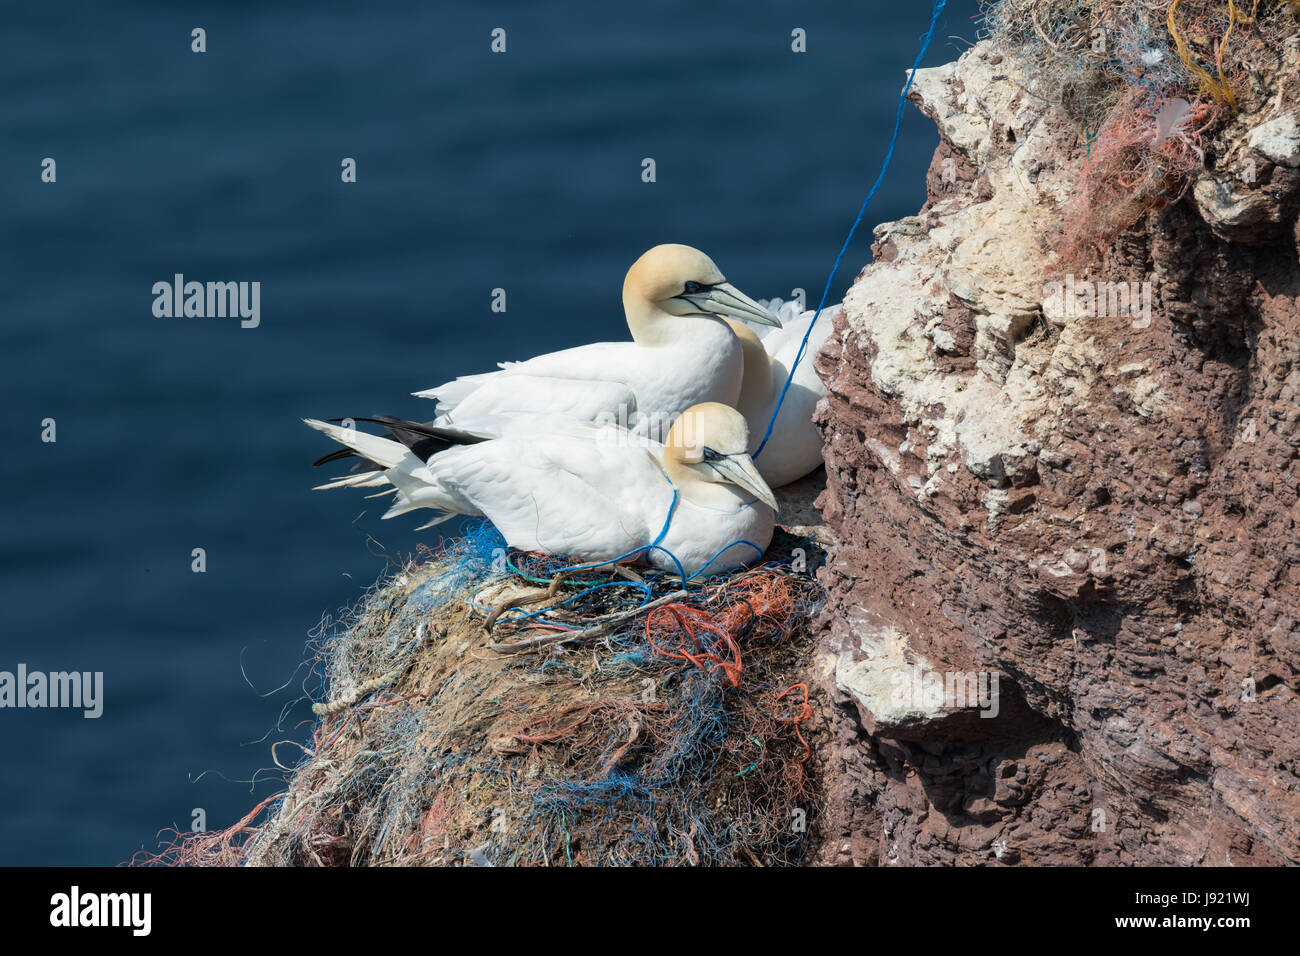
[303,419,415,471]
[412,512,457,531]
[306,418,461,523]
[412,371,499,406]
[309,414,488,471]
[311,446,361,468]
[345,414,489,445]
[312,472,393,491]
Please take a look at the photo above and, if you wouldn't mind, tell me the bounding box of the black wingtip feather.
[310,413,487,470]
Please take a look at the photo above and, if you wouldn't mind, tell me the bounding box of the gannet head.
[623,244,782,343]
[664,402,778,511]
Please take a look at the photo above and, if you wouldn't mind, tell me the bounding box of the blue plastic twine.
[753,0,949,459]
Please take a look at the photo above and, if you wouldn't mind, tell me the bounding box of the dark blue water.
[0,0,982,864]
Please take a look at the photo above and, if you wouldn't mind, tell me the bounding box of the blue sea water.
[0,0,983,864]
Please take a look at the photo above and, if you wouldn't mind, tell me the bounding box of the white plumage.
[310,249,838,524]
[728,298,839,488]
[414,244,782,439]
[305,404,776,577]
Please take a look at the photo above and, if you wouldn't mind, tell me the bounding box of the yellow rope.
[1167,0,1261,111]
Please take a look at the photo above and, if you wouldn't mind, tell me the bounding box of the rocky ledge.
[808,24,1300,865]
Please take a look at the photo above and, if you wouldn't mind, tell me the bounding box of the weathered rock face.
[810,39,1300,865]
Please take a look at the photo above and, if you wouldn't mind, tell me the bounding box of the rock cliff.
[810,21,1300,865]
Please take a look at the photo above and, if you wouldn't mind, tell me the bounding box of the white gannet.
[724,298,839,488]
[309,263,836,490]
[415,244,781,439]
[304,403,777,577]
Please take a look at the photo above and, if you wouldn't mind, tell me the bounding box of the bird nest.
[140,521,827,866]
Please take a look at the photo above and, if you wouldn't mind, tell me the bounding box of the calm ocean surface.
[0,0,982,864]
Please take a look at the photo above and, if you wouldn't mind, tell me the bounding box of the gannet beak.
[711,453,779,512]
[678,282,783,328]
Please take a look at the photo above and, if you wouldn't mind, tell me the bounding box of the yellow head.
[664,403,777,510]
[621,245,782,344]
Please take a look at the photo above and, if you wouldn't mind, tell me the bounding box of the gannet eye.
[702,447,723,462]
[682,280,709,295]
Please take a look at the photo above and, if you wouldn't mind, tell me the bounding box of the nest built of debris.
[982,0,1299,267]
[144,519,826,866]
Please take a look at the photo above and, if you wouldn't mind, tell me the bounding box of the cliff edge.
[813,2,1300,864]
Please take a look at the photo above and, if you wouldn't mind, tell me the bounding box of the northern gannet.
[725,299,839,488]
[309,253,835,488]
[304,403,776,577]
[415,244,781,438]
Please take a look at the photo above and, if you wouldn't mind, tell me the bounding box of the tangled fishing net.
[140,521,825,866]
[982,0,1298,269]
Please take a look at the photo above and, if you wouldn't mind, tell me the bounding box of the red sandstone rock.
[807,39,1300,866]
